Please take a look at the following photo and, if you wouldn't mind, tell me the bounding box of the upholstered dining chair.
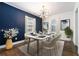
[42,34,61,56]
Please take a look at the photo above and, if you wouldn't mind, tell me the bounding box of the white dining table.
[25,34,52,55]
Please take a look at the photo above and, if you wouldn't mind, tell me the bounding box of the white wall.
[46,11,74,35]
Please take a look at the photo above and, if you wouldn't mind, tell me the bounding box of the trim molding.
[0,40,25,49]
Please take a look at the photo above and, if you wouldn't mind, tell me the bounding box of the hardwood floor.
[62,41,78,56]
[0,41,78,56]
[0,42,26,56]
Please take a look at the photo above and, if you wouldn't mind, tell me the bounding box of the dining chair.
[42,34,61,56]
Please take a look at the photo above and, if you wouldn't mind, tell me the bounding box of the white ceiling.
[5,2,75,17]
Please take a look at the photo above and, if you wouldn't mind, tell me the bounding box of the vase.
[6,38,13,49]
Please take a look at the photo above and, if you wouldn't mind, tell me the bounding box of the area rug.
[18,41,64,56]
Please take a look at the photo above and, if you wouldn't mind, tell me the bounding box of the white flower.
[4,28,19,38]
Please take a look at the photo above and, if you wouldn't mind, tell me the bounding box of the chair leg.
[54,48,56,56]
[46,49,50,56]
[47,50,48,56]
[50,49,52,56]
[56,44,58,56]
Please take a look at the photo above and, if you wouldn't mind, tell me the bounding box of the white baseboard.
[0,40,25,49]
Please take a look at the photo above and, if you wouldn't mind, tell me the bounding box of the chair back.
[50,34,61,45]
[43,34,61,47]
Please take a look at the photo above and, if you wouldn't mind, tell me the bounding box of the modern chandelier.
[40,5,48,20]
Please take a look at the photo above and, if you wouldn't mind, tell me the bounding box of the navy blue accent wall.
[0,2,42,45]
[36,18,42,33]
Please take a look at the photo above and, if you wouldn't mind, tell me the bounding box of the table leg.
[37,40,39,56]
[27,38,30,53]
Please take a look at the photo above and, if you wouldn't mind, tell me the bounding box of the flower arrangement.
[4,28,19,39]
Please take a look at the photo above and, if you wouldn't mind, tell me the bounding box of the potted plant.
[64,27,73,38]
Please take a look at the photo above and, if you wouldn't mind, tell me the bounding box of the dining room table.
[25,33,54,55]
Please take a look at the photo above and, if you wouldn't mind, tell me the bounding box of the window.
[51,19,56,32]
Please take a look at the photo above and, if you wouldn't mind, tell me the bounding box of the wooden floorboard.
[0,41,78,56]
[62,41,78,56]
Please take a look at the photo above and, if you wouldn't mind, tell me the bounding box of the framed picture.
[61,19,70,30]
[43,22,48,30]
